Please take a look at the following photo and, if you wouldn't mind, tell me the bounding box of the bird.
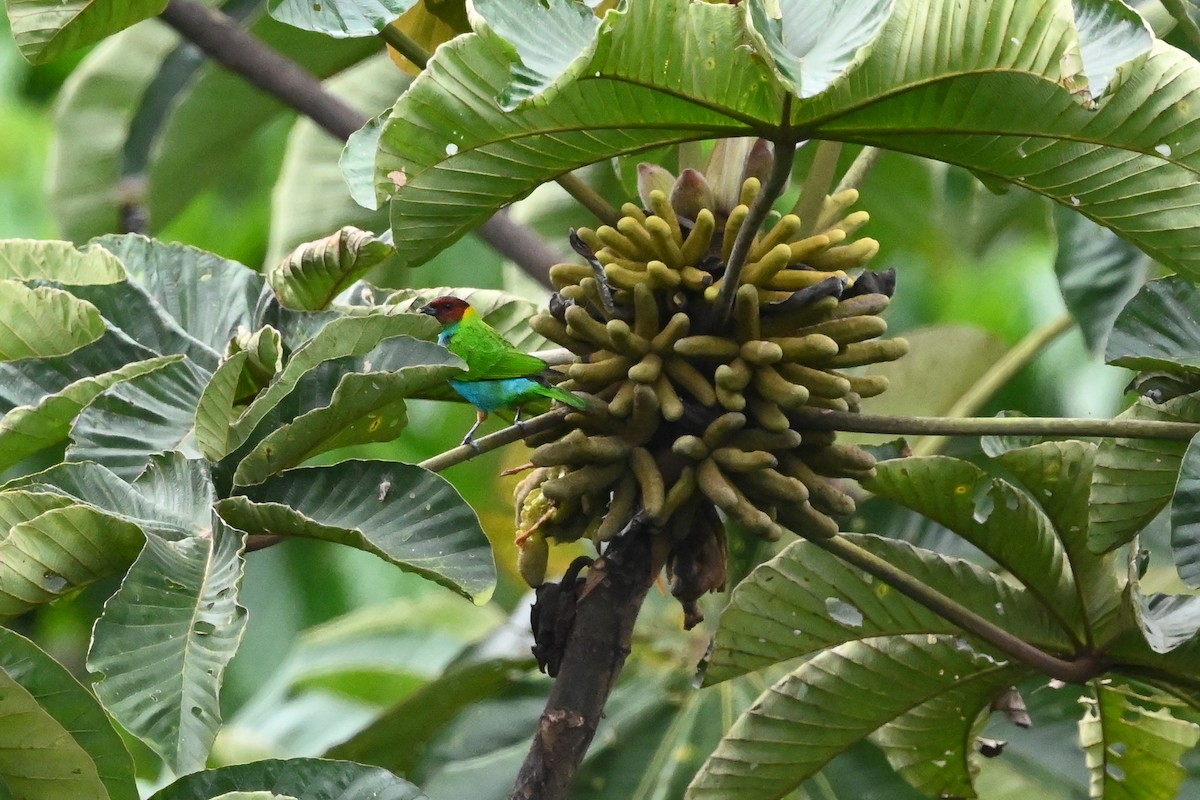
[419,296,588,444]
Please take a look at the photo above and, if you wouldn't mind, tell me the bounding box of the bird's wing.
[452,319,548,380]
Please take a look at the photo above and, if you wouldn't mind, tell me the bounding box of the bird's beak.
[418,303,436,316]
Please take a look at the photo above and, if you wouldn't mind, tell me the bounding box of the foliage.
[5,0,1200,799]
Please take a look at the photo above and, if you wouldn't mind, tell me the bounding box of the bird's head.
[419,295,472,325]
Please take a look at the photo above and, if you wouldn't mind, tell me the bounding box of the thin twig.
[378,24,429,69]
[793,139,842,234]
[792,409,1200,441]
[833,145,882,195]
[914,312,1075,456]
[812,535,1106,684]
[419,408,571,472]
[713,98,797,327]
[157,0,558,288]
[556,171,621,226]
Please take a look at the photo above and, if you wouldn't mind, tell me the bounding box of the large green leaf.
[89,235,265,353]
[47,22,181,242]
[6,0,167,64]
[378,0,1199,277]
[0,489,144,619]
[0,355,180,473]
[1108,276,1200,373]
[232,350,460,486]
[1172,435,1200,588]
[865,456,1084,641]
[0,238,126,283]
[67,279,221,370]
[0,280,105,361]
[1079,681,1199,800]
[222,314,441,458]
[216,460,494,602]
[0,627,138,800]
[1053,205,1146,352]
[380,286,548,354]
[1089,394,1200,552]
[88,517,247,775]
[994,441,1124,642]
[148,758,426,800]
[267,227,396,311]
[67,357,209,480]
[688,635,1026,800]
[268,0,416,37]
[703,533,1070,685]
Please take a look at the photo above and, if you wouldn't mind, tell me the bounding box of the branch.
[509,516,661,800]
[713,99,797,326]
[792,408,1200,441]
[832,145,882,195]
[378,25,429,70]
[913,312,1075,456]
[793,139,842,234]
[418,408,571,473]
[157,0,557,288]
[812,535,1106,684]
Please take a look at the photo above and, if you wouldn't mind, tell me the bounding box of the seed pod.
[747,396,790,432]
[597,224,638,255]
[646,216,684,266]
[617,214,658,257]
[737,467,810,504]
[679,208,717,265]
[702,412,748,449]
[632,281,660,340]
[740,243,794,287]
[776,499,840,540]
[673,435,709,461]
[518,531,550,587]
[781,455,857,517]
[569,354,632,387]
[541,462,625,503]
[550,262,593,289]
[604,262,649,291]
[740,340,784,365]
[749,214,804,262]
[631,447,665,519]
[658,465,698,524]
[647,189,683,245]
[715,384,746,411]
[715,359,752,392]
[845,373,890,398]
[651,312,691,353]
[770,334,840,363]
[765,265,844,292]
[737,427,803,452]
[776,362,853,399]
[711,447,777,473]
[647,260,682,290]
[628,353,664,384]
[663,357,717,406]
[801,442,878,478]
[626,383,660,442]
[697,457,739,509]
[595,473,638,542]
[607,378,637,417]
[606,318,651,358]
[826,337,910,368]
[654,372,685,421]
[794,315,887,345]
[808,237,880,271]
[564,305,615,350]
[753,364,811,409]
[676,335,741,360]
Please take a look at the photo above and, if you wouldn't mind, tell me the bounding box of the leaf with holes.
[1079,682,1199,800]
[689,635,1028,800]
[864,456,1083,639]
[703,533,1071,685]
[216,460,494,602]
[0,626,138,800]
[87,518,247,775]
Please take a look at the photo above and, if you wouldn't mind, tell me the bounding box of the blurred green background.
[0,6,1154,796]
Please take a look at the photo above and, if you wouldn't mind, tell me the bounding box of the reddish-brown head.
[419,295,471,325]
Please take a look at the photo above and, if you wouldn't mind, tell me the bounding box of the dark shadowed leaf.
[67,358,209,480]
[1108,276,1200,373]
[1171,434,1200,588]
[88,518,247,775]
[0,627,138,800]
[90,235,265,353]
[216,460,494,602]
[1053,205,1146,352]
[148,758,426,800]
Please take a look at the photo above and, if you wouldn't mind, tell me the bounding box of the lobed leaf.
[88,517,248,776]
[216,460,494,602]
[0,627,138,800]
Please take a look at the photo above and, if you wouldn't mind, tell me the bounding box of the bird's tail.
[544,383,590,410]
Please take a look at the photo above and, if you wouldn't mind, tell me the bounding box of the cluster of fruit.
[515,171,907,626]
